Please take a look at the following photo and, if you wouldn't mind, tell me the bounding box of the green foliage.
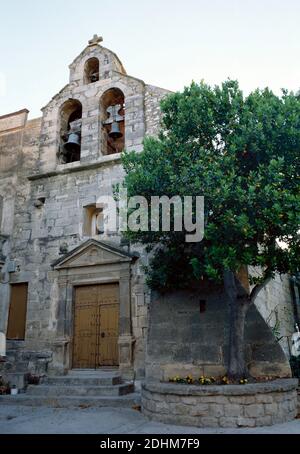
[121,80,300,292]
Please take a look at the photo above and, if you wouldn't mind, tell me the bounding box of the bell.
[90,73,99,83]
[109,122,123,140]
[64,132,81,154]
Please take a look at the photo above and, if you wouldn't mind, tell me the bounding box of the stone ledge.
[144,379,298,396]
[28,154,122,181]
[0,109,29,135]
[142,379,298,428]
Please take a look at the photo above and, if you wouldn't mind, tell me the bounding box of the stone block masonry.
[146,288,292,382]
[142,379,298,428]
[0,36,296,385]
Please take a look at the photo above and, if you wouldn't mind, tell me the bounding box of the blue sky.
[0,0,300,118]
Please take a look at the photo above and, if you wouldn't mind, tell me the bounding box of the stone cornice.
[28,154,122,181]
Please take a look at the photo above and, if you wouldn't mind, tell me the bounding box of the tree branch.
[235,276,250,299]
[223,270,237,300]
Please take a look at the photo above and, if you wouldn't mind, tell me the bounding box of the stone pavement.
[0,405,299,434]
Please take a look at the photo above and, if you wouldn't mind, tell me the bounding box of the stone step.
[6,341,25,351]
[26,383,134,397]
[5,352,25,362]
[0,393,141,409]
[68,369,119,375]
[43,375,122,386]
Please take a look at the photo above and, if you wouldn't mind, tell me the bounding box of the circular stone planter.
[142,379,298,428]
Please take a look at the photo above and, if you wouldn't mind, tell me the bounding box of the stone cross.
[88,34,103,46]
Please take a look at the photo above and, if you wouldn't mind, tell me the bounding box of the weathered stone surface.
[0,41,160,380]
[244,404,265,418]
[144,379,298,396]
[208,404,224,417]
[237,417,256,428]
[220,417,239,428]
[264,403,278,415]
[146,288,293,382]
[0,37,295,389]
[141,380,298,428]
[224,404,242,417]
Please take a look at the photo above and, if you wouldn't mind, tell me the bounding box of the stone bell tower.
[37,35,155,174]
[0,34,295,400]
[0,35,171,382]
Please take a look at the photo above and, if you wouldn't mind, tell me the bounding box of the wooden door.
[73,286,98,369]
[98,284,120,367]
[7,283,28,340]
[73,284,119,369]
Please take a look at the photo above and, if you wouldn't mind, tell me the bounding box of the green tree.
[121,81,300,379]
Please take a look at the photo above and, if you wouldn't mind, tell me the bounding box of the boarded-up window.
[7,283,28,340]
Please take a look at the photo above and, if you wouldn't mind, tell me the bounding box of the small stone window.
[83,205,105,237]
[59,99,82,164]
[101,88,125,155]
[84,58,100,84]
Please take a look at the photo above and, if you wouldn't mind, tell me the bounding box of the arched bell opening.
[59,99,82,164]
[84,58,100,84]
[100,88,125,155]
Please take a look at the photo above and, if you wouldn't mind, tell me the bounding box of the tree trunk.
[227,295,250,379]
[224,270,251,379]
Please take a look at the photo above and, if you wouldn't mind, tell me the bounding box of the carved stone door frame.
[52,239,137,379]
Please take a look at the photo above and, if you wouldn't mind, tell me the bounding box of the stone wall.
[0,42,169,379]
[145,284,292,382]
[0,340,52,389]
[0,111,42,334]
[0,149,150,378]
[8,161,148,376]
[254,273,295,357]
[0,40,295,384]
[144,85,171,137]
[0,110,33,238]
[142,379,298,428]
[130,250,151,379]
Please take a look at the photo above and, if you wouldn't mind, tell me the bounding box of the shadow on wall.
[146,282,291,382]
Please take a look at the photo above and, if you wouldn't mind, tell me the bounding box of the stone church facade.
[0,37,297,384]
